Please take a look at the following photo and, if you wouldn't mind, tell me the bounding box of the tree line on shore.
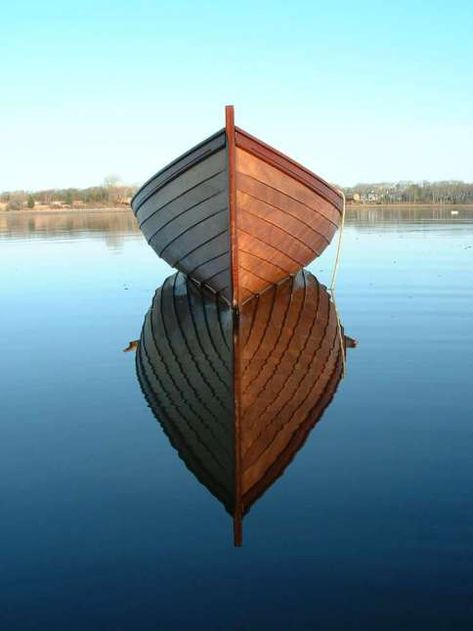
[345,181,473,204]
[2,178,473,210]
[0,176,136,211]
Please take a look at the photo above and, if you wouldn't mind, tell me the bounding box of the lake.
[1,208,472,630]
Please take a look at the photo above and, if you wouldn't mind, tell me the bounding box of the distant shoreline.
[2,203,473,214]
[0,206,130,214]
[346,202,473,209]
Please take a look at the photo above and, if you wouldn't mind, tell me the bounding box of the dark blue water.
[1,208,472,630]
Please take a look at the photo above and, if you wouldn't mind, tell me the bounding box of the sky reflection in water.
[1,208,472,630]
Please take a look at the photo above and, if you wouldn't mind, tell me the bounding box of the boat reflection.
[135,270,355,545]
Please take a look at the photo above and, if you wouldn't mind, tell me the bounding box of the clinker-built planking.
[131,106,343,307]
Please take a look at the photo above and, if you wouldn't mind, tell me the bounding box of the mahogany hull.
[131,108,343,307]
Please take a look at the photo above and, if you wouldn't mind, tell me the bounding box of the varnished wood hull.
[132,107,343,307]
[136,270,350,544]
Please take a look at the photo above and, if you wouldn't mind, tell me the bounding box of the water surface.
[1,208,472,630]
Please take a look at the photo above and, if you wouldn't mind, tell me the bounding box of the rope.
[328,189,346,292]
[327,189,346,376]
[331,292,346,378]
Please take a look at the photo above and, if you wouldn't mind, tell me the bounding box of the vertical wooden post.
[225,105,239,309]
[233,512,242,547]
[226,105,243,547]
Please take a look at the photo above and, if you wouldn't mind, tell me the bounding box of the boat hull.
[131,107,343,306]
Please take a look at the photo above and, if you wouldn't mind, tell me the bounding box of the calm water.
[1,208,472,630]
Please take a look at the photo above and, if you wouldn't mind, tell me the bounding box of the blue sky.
[1,0,472,190]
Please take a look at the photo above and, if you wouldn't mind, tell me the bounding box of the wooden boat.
[131,107,344,307]
[135,269,355,545]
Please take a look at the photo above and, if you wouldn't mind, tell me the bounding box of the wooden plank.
[236,147,339,224]
[233,146,341,298]
[148,197,228,254]
[237,171,339,236]
[237,229,299,275]
[132,130,226,210]
[234,128,343,211]
[238,195,327,255]
[132,138,232,305]
[238,211,309,266]
[137,151,226,227]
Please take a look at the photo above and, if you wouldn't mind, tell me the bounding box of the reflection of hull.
[136,273,235,512]
[131,107,343,307]
[238,272,343,517]
[136,270,350,544]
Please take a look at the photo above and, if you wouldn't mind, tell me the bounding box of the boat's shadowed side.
[132,132,232,304]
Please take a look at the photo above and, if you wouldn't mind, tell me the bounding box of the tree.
[27,195,35,209]
[102,174,124,205]
[103,174,122,189]
[65,190,73,206]
[6,199,22,211]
